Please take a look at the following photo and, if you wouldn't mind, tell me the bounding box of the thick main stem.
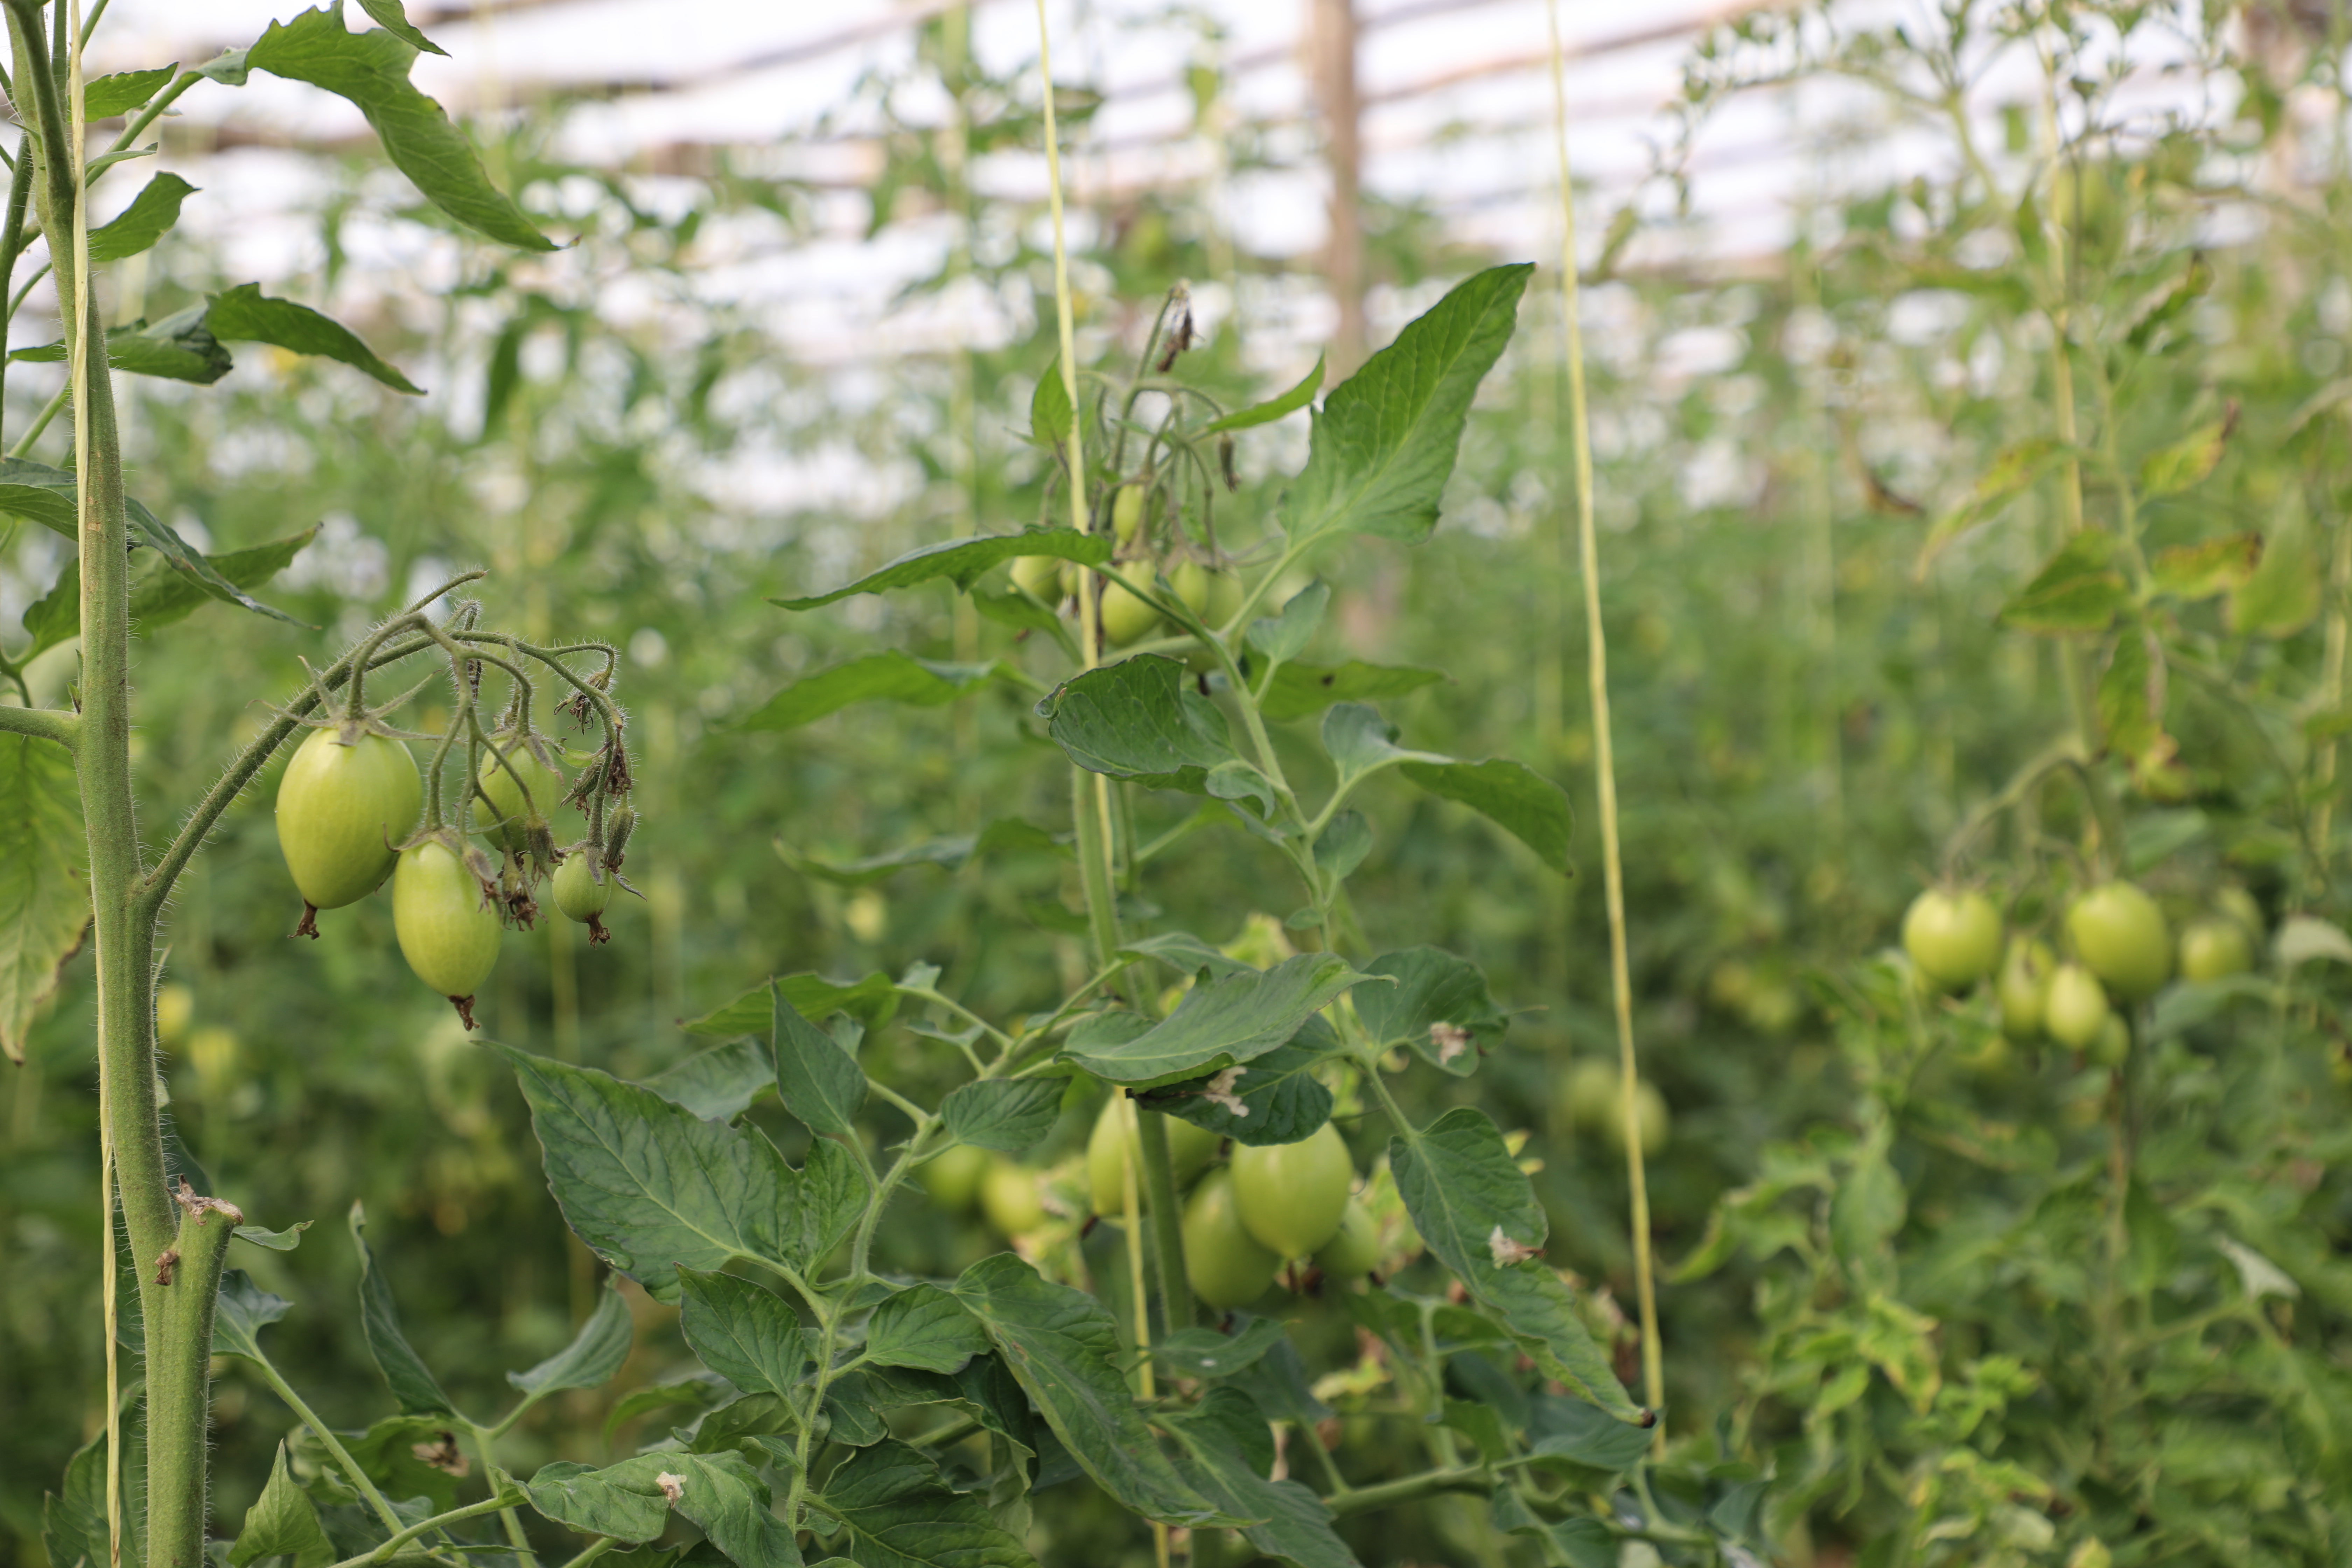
[1545,0,1662,1437]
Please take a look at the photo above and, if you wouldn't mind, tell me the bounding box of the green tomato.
[1170,559,1212,616]
[1996,936,2055,1040]
[2043,962,2111,1051]
[2086,1014,2130,1069]
[2214,886,2264,943]
[1312,1197,1380,1281]
[478,741,569,853]
[275,728,421,910]
[392,841,502,1002]
[1009,554,1064,601]
[1112,483,1147,544]
[1560,1058,1620,1132]
[2066,882,2170,1000]
[922,1144,989,1213]
[980,1160,1046,1236]
[1901,888,2003,991]
[1182,1168,1281,1309]
[1099,572,1163,647]
[1231,1122,1353,1259]
[1205,570,1246,629]
[1600,1080,1670,1158]
[2177,917,2253,982]
[553,853,612,923]
[1087,1097,1218,1220]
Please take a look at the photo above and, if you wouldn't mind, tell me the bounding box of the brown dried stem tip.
[293,902,321,939]
[450,994,480,1030]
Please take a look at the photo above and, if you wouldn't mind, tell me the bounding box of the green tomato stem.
[248,1358,414,1540]
[325,1490,522,1568]
[1320,1465,1491,1519]
[1133,1108,1194,1332]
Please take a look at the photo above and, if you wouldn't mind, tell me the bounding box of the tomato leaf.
[13,306,235,384]
[349,1202,456,1416]
[1204,354,1324,433]
[247,7,554,252]
[84,67,176,118]
[940,1077,1066,1154]
[1030,358,1074,450]
[951,1255,1236,1527]
[508,1277,634,1397]
[771,986,866,1138]
[134,527,318,631]
[1914,436,2066,575]
[1059,953,1369,1088]
[2138,409,2235,498]
[643,1037,774,1122]
[1039,654,1242,794]
[685,972,899,1037]
[2095,629,2165,761]
[1527,1392,1656,1470]
[774,528,1111,610]
[1158,1389,1358,1568]
[2150,532,2262,600]
[1354,947,1507,1077]
[1284,264,1532,542]
[1997,530,2129,634]
[814,1440,1039,1568]
[88,173,197,263]
[526,1452,802,1566]
[2231,506,2322,638]
[211,1270,294,1362]
[499,1045,868,1298]
[1398,758,1574,875]
[228,1443,335,1568]
[1245,580,1331,665]
[738,652,1008,732]
[206,283,424,393]
[1390,1108,1644,1421]
[864,1284,990,1375]
[1148,1317,1290,1379]
[1137,1017,1338,1147]
[355,0,448,56]
[0,734,88,1064]
[677,1268,810,1396]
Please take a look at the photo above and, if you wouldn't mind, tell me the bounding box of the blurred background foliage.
[9,0,2352,1562]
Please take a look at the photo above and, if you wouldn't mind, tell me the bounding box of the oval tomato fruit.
[2043,962,2111,1050]
[2177,917,2252,982]
[1009,554,1064,601]
[553,853,612,922]
[2066,882,2170,1000]
[922,1144,989,1213]
[276,728,421,911]
[1312,1197,1380,1281]
[477,741,569,853]
[393,841,502,1006]
[1182,1168,1280,1309]
[1231,1122,1352,1259]
[1902,888,2003,991]
[1087,1097,1218,1219]
[1996,936,2055,1040]
[980,1159,1046,1236]
[1099,572,1163,647]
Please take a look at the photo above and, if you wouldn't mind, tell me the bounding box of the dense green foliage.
[9,0,2352,1564]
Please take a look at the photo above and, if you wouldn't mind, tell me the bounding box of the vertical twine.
[1543,0,1664,1436]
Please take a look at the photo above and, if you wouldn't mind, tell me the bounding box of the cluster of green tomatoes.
[273,690,634,1026]
[1008,481,1245,647]
[1900,876,2260,1064]
[925,1097,1390,1313]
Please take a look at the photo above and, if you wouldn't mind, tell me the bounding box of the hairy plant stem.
[249,1358,412,1538]
[325,1492,520,1568]
[0,125,29,442]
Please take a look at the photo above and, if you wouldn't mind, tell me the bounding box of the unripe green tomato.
[1560,1058,1620,1132]
[1170,559,1212,616]
[1087,1097,1218,1220]
[2177,917,2252,982]
[2066,881,2170,1000]
[553,853,613,923]
[478,743,568,853]
[1231,1122,1353,1259]
[1112,484,1147,544]
[1099,573,1163,646]
[1182,1168,1280,1309]
[1901,888,2003,991]
[922,1144,989,1213]
[2043,962,2112,1051]
[155,983,195,1046]
[392,842,502,1000]
[1312,1197,1380,1281]
[1205,570,1246,629]
[2086,1014,2130,1069]
[979,1160,1046,1236]
[2214,886,2264,943]
[276,728,422,909]
[1600,1080,1670,1158]
[1996,937,2056,1040]
[1010,554,1064,601]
